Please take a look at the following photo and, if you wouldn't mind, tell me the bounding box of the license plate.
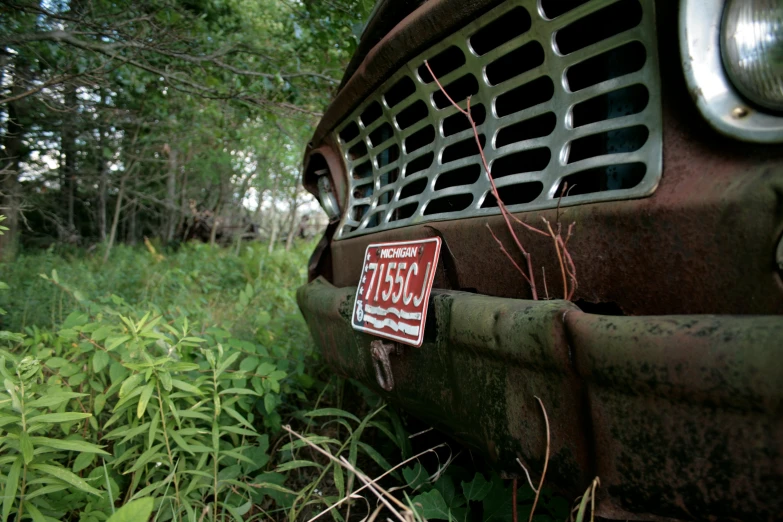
[351,238,442,347]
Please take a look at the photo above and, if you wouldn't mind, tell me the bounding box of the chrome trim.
[317,175,341,222]
[680,0,783,143]
[777,232,783,272]
[335,0,663,240]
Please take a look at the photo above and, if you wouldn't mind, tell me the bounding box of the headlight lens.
[721,0,783,112]
[317,175,340,221]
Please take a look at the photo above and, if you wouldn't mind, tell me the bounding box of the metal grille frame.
[334,0,662,240]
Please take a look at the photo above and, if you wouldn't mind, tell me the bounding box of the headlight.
[317,175,340,221]
[680,0,783,143]
[722,0,783,112]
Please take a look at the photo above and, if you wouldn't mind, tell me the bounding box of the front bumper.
[298,277,783,521]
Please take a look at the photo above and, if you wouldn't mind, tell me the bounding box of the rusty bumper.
[297,277,783,521]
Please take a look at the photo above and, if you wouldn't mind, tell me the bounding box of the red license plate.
[351,238,442,347]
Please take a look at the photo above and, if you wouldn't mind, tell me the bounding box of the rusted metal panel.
[326,146,783,315]
[297,277,783,521]
[566,311,783,521]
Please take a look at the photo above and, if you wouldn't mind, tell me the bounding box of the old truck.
[297,0,783,519]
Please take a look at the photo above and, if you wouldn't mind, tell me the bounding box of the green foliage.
[404,466,570,522]
[0,242,334,520]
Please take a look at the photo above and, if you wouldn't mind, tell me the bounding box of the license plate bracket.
[351,238,441,347]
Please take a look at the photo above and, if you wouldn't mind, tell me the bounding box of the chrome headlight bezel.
[680,0,783,143]
[317,174,341,222]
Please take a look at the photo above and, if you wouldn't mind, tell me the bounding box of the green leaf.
[25,484,69,500]
[19,431,33,465]
[109,362,128,384]
[279,436,341,452]
[263,393,275,414]
[106,498,154,522]
[268,370,286,380]
[256,362,276,376]
[171,379,202,395]
[0,416,18,429]
[159,371,172,392]
[403,462,428,491]
[411,489,451,520]
[119,373,144,398]
[217,352,241,377]
[105,335,132,351]
[137,381,155,418]
[482,474,514,522]
[22,503,47,522]
[94,393,107,415]
[62,311,88,329]
[91,325,112,341]
[69,372,87,387]
[239,357,259,372]
[275,460,324,472]
[305,408,360,423]
[333,461,345,499]
[169,429,194,455]
[148,409,160,450]
[92,351,110,373]
[218,387,259,396]
[30,463,103,496]
[220,426,258,437]
[27,392,86,409]
[44,357,68,369]
[223,406,254,430]
[125,443,164,474]
[434,475,461,508]
[30,436,110,455]
[28,412,92,425]
[357,441,392,471]
[462,472,492,502]
[73,451,96,473]
[3,456,21,522]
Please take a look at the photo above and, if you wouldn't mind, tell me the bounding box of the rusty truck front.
[297,0,783,519]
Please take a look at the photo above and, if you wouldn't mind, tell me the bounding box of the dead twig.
[282,425,424,522]
[425,59,538,300]
[516,396,551,522]
[488,224,531,285]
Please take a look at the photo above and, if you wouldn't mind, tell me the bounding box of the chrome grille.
[335,0,662,240]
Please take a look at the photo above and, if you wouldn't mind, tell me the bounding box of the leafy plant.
[0,243,324,520]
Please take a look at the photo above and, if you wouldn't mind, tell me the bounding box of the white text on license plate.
[351,238,441,347]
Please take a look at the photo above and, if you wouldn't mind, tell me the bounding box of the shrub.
[0,243,324,520]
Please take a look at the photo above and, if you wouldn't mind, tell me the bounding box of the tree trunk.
[0,63,23,260]
[177,166,189,237]
[284,190,299,252]
[209,204,221,247]
[97,91,108,242]
[0,95,23,260]
[62,82,78,236]
[265,173,280,252]
[267,212,278,254]
[165,144,177,242]
[103,174,127,263]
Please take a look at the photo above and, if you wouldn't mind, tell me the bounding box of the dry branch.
[424,60,581,301]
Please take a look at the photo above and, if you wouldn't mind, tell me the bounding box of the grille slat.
[334,0,661,240]
[561,28,645,69]
[548,0,630,31]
